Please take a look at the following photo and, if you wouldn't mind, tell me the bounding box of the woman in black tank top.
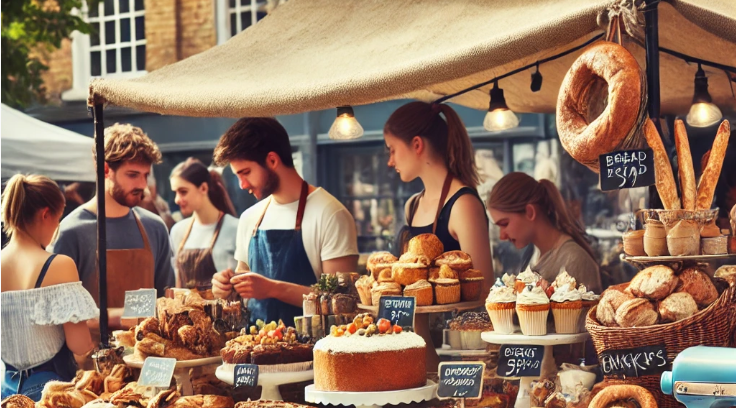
[384,102,493,288]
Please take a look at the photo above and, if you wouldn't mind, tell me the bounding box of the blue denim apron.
[247,181,317,324]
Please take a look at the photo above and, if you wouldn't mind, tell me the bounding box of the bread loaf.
[615,298,658,327]
[675,267,718,307]
[675,119,696,210]
[628,265,678,301]
[406,233,444,260]
[596,286,634,326]
[696,120,731,210]
[659,292,698,322]
[643,119,681,210]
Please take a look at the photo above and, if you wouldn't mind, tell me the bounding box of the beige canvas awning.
[88,0,736,118]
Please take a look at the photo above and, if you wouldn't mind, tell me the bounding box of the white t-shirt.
[234,188,358,279]
[170,214,239,279]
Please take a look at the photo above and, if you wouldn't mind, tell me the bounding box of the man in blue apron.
[210,118,359,324]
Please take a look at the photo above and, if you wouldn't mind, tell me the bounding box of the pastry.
[596,286,634,326]
[397,252,431,266]
[406,233,444,260]
[485,280,517,334]
[577,285,600,332]
[366,252,398,280]
[459,269,484,301]
[355,275,375,305]
[552,268,577,291]
[628,265,678,300]
[667,219,700,256]
[531,379,556,408]
[588,384,658,408]
[550,284,583,334]
[403,279,433,306]
[438,264,459,279]
[501,273,516,288]
[371,282,402,306]
[675,119,697,211]
[448,311,493,331]
[113,329,136,348]
[643,118,681,210]
[376,268,394,283]
[675,267,719,307]
[433,278,461,304]
[715,265,736,283]
[545,392,567,408]
[391,262,428,286]
[696,120,731,210]
[428,266,440,282]
[1,395,35,408]
[433,250,473,271]
[615,298,658,327]
[659,292,698,323]
[516,285,550,336]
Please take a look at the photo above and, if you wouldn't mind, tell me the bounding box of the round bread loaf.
[595,286,634,326]
[391,263,429,286]
[406,233,444,260]
[659,292,698,323]
[628,265,678,301]
[367,251,398,280]
[433,250,473,271]
[675,267,719,307]
[615,298,658,327]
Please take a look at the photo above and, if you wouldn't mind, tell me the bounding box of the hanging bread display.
[556,41,647,173]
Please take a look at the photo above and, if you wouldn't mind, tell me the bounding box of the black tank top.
[394,187,487,256]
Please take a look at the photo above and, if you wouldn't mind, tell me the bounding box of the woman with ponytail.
[2,175,97,401]
[169,158,238,289]
[488,172,601,293]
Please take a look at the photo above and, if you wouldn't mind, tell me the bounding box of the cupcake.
[434,278,461,304]
[404,279,433,306]
[551,268,577,291]
[577,285,600,332]
[459,269,485,301]
[550,284,583,334]
[516,266,542,293]
[485,279,517,334]
[355,275,375,306]
[516,285,550,336]
[448,311,493,350]
[501,273,516,288]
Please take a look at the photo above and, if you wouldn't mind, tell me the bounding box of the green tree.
[1,0,91,109]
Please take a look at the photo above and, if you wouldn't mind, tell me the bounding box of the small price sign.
[599,149,655,191]
[437,362,485,399]
[122,289,157,318]
[498,345,544,377]
[138,357,176,387]
[234,364,259,388]
[377,296,415,328]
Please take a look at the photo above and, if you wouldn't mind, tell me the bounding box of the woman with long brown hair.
[1,175,97,401]
[169,158,238,289]
[488,172,601,292]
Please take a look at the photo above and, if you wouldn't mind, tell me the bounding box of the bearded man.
[50,123,174,330]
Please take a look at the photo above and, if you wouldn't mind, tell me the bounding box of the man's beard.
[110,183,145,208]
[259,167,280,199]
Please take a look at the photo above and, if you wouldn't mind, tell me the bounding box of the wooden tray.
[357,300,483,314]
[622,253,735,269]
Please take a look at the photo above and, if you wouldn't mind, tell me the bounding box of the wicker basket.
[586,281,736,408]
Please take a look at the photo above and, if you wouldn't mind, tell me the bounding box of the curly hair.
[96,123,162,170]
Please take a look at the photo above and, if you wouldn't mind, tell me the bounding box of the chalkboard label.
[437,362,485,399]
[234,364,259,388]
[599,149,655,191]
[599,345,669,378]
[122,289,157,318]
[377,296,416,328]
[138,357,176,387]
[498,345,544,377]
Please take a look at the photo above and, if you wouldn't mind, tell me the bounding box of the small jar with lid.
[643,220,668,256]
[623,230,646,256]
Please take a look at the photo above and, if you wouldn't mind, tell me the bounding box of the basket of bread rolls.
[585,264,736,408]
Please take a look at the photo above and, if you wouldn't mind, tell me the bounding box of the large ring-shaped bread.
[556,42,644,171]
[589,384,658,408]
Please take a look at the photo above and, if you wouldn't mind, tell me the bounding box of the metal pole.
[93,104,109,348]
[644,0,661,133]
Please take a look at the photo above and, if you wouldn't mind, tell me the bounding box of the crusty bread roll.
[589,385,658,408]
[596,287,635,326]
[675,267,719,307]
[398,252,430,267]
[696,120,731,210]
[628,265,678,301]
[406,233,444,260]
[367,251,398,280]
[615,298,659,327]
[659,292,698,323]
[391,263,429,287]
[643,119,681,210]
[715,265,736,282]
[371,282,402,306]
[675,119,696,210]
[1,394,35,408]
[556,42,643,172]
[433,250,473,271]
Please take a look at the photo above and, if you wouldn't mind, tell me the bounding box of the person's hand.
[212,268,235,299]
[230,272,276,300]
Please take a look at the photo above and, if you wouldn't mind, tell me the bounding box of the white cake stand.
[305,380,437,408]
[123,355,221,396]
[481,331,589,408]
[215,364,314,401]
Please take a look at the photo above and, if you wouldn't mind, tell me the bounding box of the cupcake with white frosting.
[577,285,600,332]
[485,279,517,334]
[550,283,583,334]
[516,285,550,336]
[515,266,542,293]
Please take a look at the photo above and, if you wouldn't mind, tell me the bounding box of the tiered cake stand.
[123,355,221,396]
[305,381,438,408]
[215,364,314,401]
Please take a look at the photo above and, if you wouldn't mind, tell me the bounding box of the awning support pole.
[93,103,109,348]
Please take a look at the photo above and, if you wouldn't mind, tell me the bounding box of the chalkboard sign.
[122,289,157,318]
[599,149,655,191]
[599,345,669,378]
[138,357,176,387]
[377,296,416,328]
[234,364,259,388]
[437,362,485,399]
[498,345,544,378]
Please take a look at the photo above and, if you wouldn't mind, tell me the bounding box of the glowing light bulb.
[483,82,519,132]
[686,64,722,128]
[328,106,364,140]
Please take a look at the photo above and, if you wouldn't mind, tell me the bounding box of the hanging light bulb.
[686,64,722,128]
[530,64,543,92]
[483,82,519,132]
[328,106,364,140]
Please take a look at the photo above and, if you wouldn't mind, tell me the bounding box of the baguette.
[643,119,681,210]
[675,119,696,210]
[696,120,731,210]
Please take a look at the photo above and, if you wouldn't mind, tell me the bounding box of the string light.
[483,82,519,132]
[686,64,723,128]
[328,106,364,140]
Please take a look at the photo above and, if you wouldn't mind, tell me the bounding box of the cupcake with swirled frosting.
[550,283,583,334]
[485,279,517,334]
[576,285,600,332]
[516,285,550,336]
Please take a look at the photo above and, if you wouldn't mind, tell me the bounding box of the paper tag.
[437,362,485,399]
[122,289,157,318]
[138,357,176,387]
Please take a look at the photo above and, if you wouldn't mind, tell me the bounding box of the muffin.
[404,279,433,306]
[552,269,577,291]
[515,266,542,293]
[516,285,550,335]
[355,275,375,306]
[407,233,444,260]
[367,251,398,280]
[371,282,402,306]
[377,268,394,283]
[392,262,429,286]
[550,284,583,334]
[459,269,484,301]
[447,312,493,350]
[433,250,473,272]
[434,278,461,305]
[501,273,516,288]
[485,279,517,334]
